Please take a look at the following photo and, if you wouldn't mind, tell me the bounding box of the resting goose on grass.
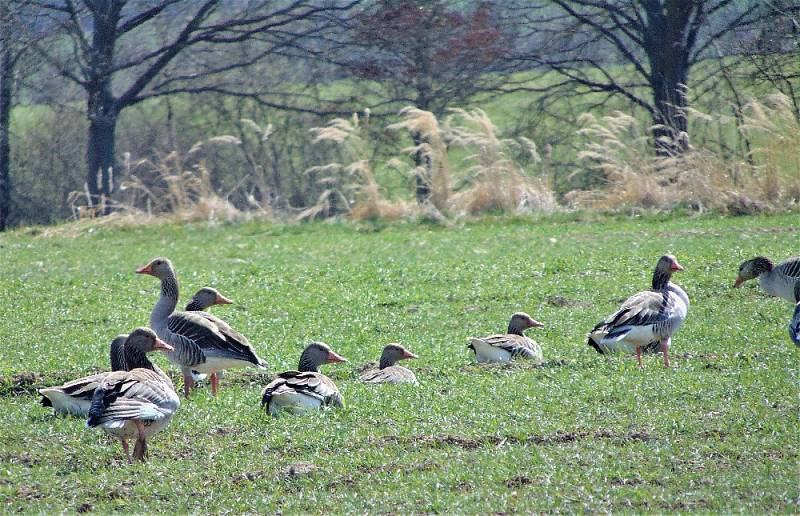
[588,254,688,368]
[39,330,169,416]
[136,257,267,397]
[789,281,800,346]
[261,342,347,417]
[468,312,544,364]
[360,344,418,384]
[734,255,800,302]
[87,328,180,463]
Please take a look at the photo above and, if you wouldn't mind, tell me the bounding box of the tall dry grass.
[302,114,410,221]
[565,93,800,213]
[444,108,556,215]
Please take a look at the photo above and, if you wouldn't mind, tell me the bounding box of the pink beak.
[402,349,418,360]
[528,318,545,329]
[733,276,744,288]
[215,293,233,305]
[136,264,153,275]
[153,337,174,352]
[326,351,348,363]
[671,260,685,272]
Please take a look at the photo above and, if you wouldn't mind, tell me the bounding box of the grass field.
[0,213,798,512]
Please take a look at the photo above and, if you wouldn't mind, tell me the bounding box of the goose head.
[191,287,233,308]
[298,342,348,372]
[135,257,176,280]
[734,256,773,288]
[508,312,544,335]
[379,343,418,369]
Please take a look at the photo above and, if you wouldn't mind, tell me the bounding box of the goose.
[734,255,800,302]
[588,254,689,368]
[136,257,267,397]
[789,281,800,346]
[261,342,347,417]
[359,344,419,384]
[468,312,545,364]
[87,328,180,463]
[39,329,170,416]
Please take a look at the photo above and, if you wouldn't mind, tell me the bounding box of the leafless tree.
[32,0,359,214]
[511,1,768,155]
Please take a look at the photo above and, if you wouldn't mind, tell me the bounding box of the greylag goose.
[261,342,347,417]
[588,254,689,368]
[734,255,800,302]
[789,281,800,346]
[468,312,544,364]
[359,344,419,384]
[87,328,180,463]
[39,329,171,416]
[136,258,267,397]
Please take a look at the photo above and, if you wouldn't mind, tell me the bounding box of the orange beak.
[671,260,685,272]
[215,293,233,305]
[136,263,153,275]
[733,276,745,288]
[153,337,174,352]
[326,351,348,363]
[402,349,418,360]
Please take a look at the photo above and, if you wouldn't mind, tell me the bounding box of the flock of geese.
[38,253,800,463]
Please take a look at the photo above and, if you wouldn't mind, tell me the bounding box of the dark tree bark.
[0,27,11,231]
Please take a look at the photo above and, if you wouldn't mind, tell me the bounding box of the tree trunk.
[643,0,693,156]
[0,19,12,231]
[86,93,118,215]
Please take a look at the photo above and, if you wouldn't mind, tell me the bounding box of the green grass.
[0,213,798,512]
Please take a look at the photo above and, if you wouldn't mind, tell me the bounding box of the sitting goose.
[588,254,689,368]
[360,344,419,384]
[734,255,800,302]
[87,328,180,463]
[136,258,268,397]
[789,281,800,346]
[261,342,347,417]
[468,312,545,364]
[39,329,171,417]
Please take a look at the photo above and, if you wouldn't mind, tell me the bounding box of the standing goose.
[789,281,800,346]
[468,312,545,364]
[136,258,267,397]
[261,342,347,417]
[39,330,168,416]
[360,344,419,384]
[734,255,800,302]
[87,328,180,463]
[588,254,689,368]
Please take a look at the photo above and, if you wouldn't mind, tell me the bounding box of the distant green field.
[0,213,798,512]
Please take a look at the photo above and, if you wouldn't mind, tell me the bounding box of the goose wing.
[87,369,179,428]
[469,334,541,360]
[193,311,266,367]
[776,256,800,279]
[39,372,109,414]
[168,311,264,367]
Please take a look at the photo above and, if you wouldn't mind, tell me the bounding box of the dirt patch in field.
[545,295,592,308]
[0,372,43,397]
[374,428,653,450]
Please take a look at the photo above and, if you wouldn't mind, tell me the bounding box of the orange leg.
[121,440,131,464]
[211,373,219,396]
[133,420,148,462]
[661,339,671,368]
[636,346,642,368]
